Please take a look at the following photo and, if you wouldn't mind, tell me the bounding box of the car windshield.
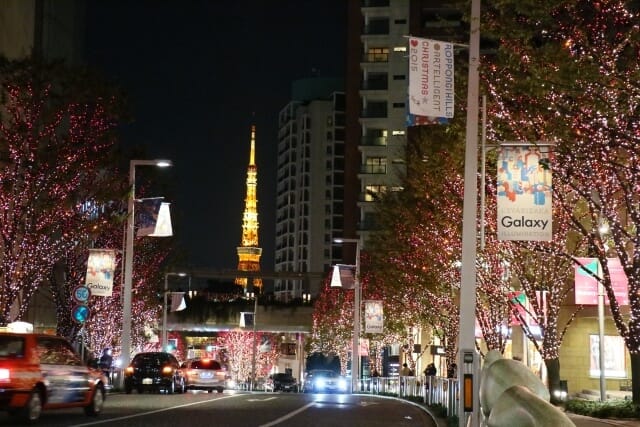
[190,360,221,370]
[0,336,24,358]
[274,373,293,380]
[133,354,167,366]
[310,370,337,378]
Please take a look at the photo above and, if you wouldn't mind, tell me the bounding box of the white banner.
[85,249,116,297]
[364,300,384,334]
[408,37,454,119]
[497,146,552,241]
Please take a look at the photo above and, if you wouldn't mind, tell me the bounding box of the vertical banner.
[170,292,186,311]
[574,257,629,305]
[497,146,552,241]
[408,37,455,119]
[364,300,384,334]
[136,198,163,237]
[85,249,116,297]
[149,202,173,237]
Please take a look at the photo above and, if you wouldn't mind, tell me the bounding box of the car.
[266,373,298,392]
[181,358,227,393]
[0,332,108,423]
[303,369,349,393]
[124,352,185,394]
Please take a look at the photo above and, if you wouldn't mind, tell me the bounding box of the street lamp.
[163,272,187,350]
[121,159,172,371]
[333,237,361,393]
[245,289,258,391]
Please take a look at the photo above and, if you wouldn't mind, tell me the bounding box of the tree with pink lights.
[483,0,640,402]
[0,59,122,325]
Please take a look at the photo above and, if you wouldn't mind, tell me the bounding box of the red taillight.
[0,368,9,382]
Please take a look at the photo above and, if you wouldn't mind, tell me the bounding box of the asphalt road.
[0,391,439,427]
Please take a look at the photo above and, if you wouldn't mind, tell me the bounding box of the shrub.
[565,399,640,419]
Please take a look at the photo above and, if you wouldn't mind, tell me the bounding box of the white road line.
[259,402,316,427]
[68,394,241,427]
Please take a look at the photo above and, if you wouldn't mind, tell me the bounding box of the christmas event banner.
[85,249,116,297]
[574,257,629,306]
[497,146,552,241]
[408,37,454,119]
[136,199,173,237]
[364,300,384,334]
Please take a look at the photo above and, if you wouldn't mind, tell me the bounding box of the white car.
[181,358,228,393]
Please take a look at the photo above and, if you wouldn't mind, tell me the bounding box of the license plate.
[142,378,152,385]
[200,372,212,378]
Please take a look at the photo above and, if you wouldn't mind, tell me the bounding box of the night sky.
[84,1,346,272]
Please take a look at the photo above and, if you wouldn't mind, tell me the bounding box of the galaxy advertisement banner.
[497,146,552,241]
[364,300,384,334]
[85,249,116,297]
[408,37,454,119]
[574,257,629,306]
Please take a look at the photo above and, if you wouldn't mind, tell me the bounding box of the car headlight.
[338,378,347,389]
[316,378,326,388]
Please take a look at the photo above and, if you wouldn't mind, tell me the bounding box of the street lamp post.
[334,238,361,393]
[121,159,172,371]
[163,272,187,350]
[246,290,258,391]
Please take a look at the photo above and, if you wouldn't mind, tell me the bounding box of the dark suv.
[124,352,185,394]
[0,332,107,423]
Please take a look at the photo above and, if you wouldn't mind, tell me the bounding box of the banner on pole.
[497,146,552,241]
[408,37,455,119]
[574,257,629,306]
[137,199,173,237]
[364,300,383,334]
[85,249,116,297]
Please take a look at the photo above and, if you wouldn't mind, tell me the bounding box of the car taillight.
[162,366,173,375]
[0,368,9,382]
[125,366,134,375]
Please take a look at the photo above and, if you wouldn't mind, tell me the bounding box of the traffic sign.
[73,285,91,303]
[72,305,90,323]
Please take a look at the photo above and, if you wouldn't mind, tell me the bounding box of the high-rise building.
[236,125,263,290]
[0,0,85,64]
[344,0,464,253]
[274,78,345,302]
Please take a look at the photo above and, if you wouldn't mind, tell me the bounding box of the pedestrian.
[424,363,437,391]
[98,348,113,383]
[424,363,437,377]
[447,363,457,379]
[400,363,411,377]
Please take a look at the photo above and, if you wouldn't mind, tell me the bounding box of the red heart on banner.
[410,39,418,47]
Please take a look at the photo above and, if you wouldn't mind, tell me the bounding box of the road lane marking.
[259,402,315,427]
[68,394,242,426]
[247,397,278,402]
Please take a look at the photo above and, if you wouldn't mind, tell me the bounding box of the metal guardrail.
[356,376,459,417]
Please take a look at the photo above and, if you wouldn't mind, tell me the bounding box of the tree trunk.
[631,352,640,405]
[545,357,562,404]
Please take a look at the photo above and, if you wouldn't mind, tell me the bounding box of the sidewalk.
[567,413,640,427]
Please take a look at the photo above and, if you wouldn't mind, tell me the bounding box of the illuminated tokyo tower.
[235,125,262,289]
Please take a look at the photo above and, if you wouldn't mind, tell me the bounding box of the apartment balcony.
[361,107,388,119]
[360,135,387,146]
[359,165,387,174]
[361,0,389,7]
[361,79,388,91]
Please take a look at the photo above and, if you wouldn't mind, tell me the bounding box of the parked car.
[0,332,107,423]
[181,358,227,393]
[266,373,298,392]
[124,352,185,394]
[303,369,349,393]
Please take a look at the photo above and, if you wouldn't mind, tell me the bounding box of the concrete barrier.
[480,350,575,427]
